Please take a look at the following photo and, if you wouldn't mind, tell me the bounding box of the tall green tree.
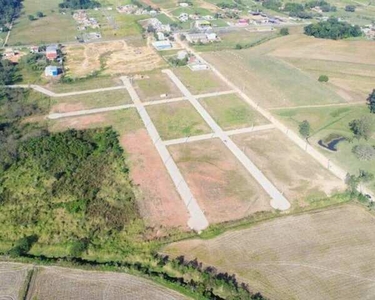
[368,89,375,113]
[299,120,311,138]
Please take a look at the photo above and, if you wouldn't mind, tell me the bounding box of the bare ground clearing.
[168,138,271,223]
[164,204,375,300]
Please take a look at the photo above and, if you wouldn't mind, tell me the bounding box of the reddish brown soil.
[169,139,271,224]
[51,102,85,113]
[50,114,107,131]
[121,129,189,230]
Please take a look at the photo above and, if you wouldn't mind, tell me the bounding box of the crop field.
[274,104,375,193]
[8,0,78,45]
[64,40,164,78]
[134,71,183,101]
[174,67,229,95]
[168,139,271,223]
[165,204,375,299]
[0,263,31,300]
[50,89,132,113]
[27,266,188,299]
[146,101,212,140]
[232,129,345,205]
[199,93,269,130]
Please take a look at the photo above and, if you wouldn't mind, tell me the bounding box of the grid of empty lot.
[164,204,375,300]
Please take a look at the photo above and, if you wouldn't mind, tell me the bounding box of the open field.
[64,40,164,78]
[168,139,271,223]
[134,71,183,101]
[173,67,229,94]
[51,89,132,113]
[146,101,212,140]
[274,104,375,193]
[27,266,188,299]
[8,0,78,45]
[199,93,269,130]
[46,76,122,93]
[192,30,278,52]
[0,263,31,300]
[232,129,345,205]
[164,204,375,299]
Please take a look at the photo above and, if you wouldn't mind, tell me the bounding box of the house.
[206,32,217,41]
[3,48,16,58]
[177,50,188,60]
[186,33,208,43]
[46,45,58,60]
[179,13,189,22]
[30,46,39,53]
[237,18,249,26]
[152,40,172,50]
[45,66,59,77]
[179,2,189,7]
[157,32,165,41]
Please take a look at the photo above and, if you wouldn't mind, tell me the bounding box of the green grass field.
[200,93,269,130]
[146,101,212,140]
[174,67,228,94]
[274,104,375,192]
[47,76,121,93]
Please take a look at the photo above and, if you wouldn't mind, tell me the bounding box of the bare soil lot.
[64,41,164,78]
[232,129,345,206]
[27,266,188,299]
[146,101,212,140]
[0,262,31,300]
[173,67,229,95]
[133,71,183,102]
[51,89,132,113]
[168,138,271,223]
[164,204,375,300]
[121,129,189,230]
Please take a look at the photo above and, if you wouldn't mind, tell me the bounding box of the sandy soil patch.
[50,114,107,131]
[168,138,271,224]
[121,129,189,230]
[64,40,164,78]
[28,266,188,300]
[232,129,345,206]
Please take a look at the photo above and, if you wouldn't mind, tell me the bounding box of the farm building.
[46,45,58,60]
[152,40,172,51]
[186,33,208,43]
[195,20,212,31]
[45,66,59,77]
[157,32,166,41]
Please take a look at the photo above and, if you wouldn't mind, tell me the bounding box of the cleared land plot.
[0,263,31,300]
[193,30,278,52]
[199,93,269,130]
[275,105,375,193]
[146,101,212,140]
[134,71,183,101]
[281,57,375,103]
[46,76,122,93]
[164,204,375,300]
[28,266,188,299]
[51,89,132,113]
[233,129,345,205]
[8,0,77,45]
[64,40,164,78]
[168,139,271,223]
[204,48,346,108]
[173,67,229,95]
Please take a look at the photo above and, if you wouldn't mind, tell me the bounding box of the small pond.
[318,135,346,152]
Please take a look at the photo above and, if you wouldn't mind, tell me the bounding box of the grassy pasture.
[146,101,212,140]
[173,67,229,94]
[8,0,78,45]
[165,204,375,299]
[168,138,271,223]
[27,266,189,300]
[47,76,122,93]
[232,129,345,205]
[199,93,269,130]
[51,89,132,113]
[274,104,375,192]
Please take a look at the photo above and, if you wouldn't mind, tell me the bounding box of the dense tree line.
[0,0,22,29]
[59,0,100,9]
[304,17,362,39]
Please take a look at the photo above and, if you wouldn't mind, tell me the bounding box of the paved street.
[121,76,209,232]
[163,69,291,211]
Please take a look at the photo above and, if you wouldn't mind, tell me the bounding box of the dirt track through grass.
[165,204,375,300]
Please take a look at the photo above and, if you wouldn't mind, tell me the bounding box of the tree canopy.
[0,0,22,27]
[368,89,375,113]
[304,17,362,40]
[59,0,100,9]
